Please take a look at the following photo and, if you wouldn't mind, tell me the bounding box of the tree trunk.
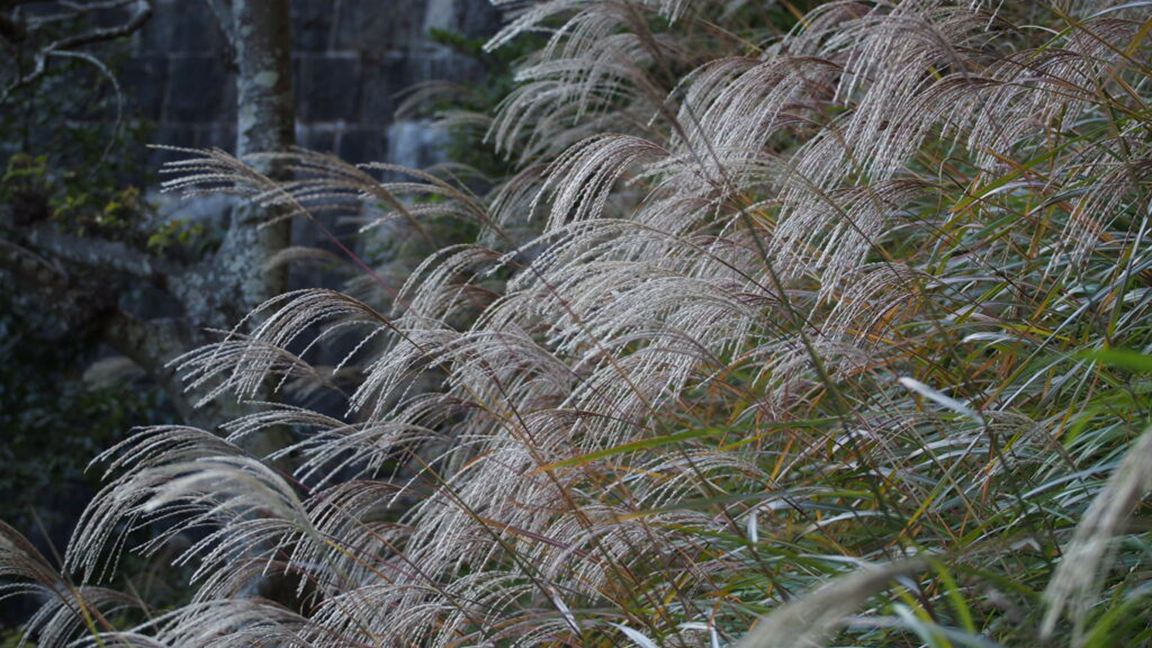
[217,0,295,320]
[208,0,297,459]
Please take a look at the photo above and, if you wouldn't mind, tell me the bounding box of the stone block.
[386,119,448,171]
[196,124,236,152]
[426,0,502,39]
[334,0,427,53]
[120,55,168,121]
[356,51,486,126]
[164,55,227,123]
[88,4,137,29]
[338,126,386,164]
[459,0,503,38]
[359,53,412,125]
[293,0,335,51]
[218,68,238,123]
[297,125,338,154]
[298,53,362,123]
[142,1,221,53]
[424,0,458,33]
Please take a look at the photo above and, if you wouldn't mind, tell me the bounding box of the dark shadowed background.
[0,0,502,631]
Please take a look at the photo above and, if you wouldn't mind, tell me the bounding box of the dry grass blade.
[1042,428,1152,642]
[7,1,1152,646]
[737,559,928,648]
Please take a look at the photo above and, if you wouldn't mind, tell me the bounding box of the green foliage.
[0,292,170,532]
[9,2,1152,648]
[146,218,207,254]
[426,27,544,177]
[0,627,33,648]
[2,153,49,183]
[1,41,155,237]
[0,37,170,577]
[0,146,153,237]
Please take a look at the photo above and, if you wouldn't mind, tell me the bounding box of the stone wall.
[123,0,501,168]
[0,5,509,630]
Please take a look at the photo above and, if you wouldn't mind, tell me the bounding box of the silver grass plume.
[1042,428,1152,644]
[736,559,928,648]
[4,1,1152,647]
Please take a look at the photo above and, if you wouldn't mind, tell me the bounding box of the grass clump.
[5,1,1152,647]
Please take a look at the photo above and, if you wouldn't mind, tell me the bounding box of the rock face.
[135,0,503,293]
[123,0,501,168]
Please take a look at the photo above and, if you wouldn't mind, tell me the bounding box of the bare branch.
[0,237,66,289]
[20,223,178,282]
[1,0,152,100]
[26,0,137,26]
[99,310,210,424]
[41,0,152,50]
